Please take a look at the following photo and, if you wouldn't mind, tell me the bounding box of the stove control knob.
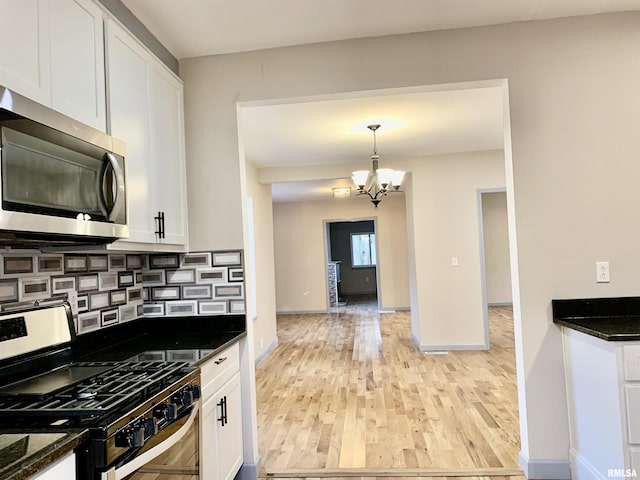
[187,385,201,400]
[143,417,158,437]
[172,389,193,407]
[115,426,145,448]
[153,403,177,421]
[181,389,194,407]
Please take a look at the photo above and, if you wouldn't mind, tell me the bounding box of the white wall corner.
[519,451,571,479]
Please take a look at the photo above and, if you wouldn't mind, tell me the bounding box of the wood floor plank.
[256,300,520,472]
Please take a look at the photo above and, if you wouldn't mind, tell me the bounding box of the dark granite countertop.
[73,314,246,364]
[553,297,640,341]
[0,429,87,480]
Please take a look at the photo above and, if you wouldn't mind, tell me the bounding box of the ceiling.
[241,84,505,202]
[119,0,640,203]
[121,0,639,58]
[240,86,505,169]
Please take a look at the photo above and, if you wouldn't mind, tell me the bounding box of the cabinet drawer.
[624,345,640,381]
[201,342,239,398]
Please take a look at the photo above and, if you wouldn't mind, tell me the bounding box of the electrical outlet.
[451,257,459,267]
[596,261,610,283]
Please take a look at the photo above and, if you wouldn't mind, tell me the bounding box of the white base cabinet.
[105,18,188,251]
[200,343,243,480]
[32,453,76,480]
[0,0,106,131]
[562,327,640,479]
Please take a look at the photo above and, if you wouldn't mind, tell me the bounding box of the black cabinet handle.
[154,211,166,239]
[217,396,228,426]
[214,357,227,365]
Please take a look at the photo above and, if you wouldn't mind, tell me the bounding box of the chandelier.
[351,124,405,209]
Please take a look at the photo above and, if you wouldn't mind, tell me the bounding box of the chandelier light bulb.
[390,170,405,189]
[376,168,393,189]
[352,171,370,190]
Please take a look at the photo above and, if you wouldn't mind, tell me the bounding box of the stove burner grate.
[0,361,191,418]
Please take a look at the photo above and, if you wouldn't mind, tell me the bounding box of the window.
[351,233,376,267]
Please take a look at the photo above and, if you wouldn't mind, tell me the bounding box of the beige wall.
[272,194,409,313]
[181,13,640,475]
[243,161,278,357]
[404,151,505,350]
[482,191,512,305]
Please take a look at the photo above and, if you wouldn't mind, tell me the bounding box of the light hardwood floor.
[256,300,520,477]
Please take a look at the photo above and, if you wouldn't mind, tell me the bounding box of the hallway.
[255,303,520,475]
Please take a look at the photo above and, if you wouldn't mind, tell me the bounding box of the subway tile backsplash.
[0,250,245,335]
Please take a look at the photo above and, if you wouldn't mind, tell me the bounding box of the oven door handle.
[102,403,199,480]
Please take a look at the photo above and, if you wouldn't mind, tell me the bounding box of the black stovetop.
[0,360,194,425]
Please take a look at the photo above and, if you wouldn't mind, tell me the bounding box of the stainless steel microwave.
[0,86,128,246]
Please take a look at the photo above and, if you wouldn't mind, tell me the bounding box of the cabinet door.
[201,373,243,480]
[0,0,51,105]
[105,20,156,244]
[149,65,187,246]
[218,373,243,480]
[201,393,220,480]
[32,453,76,479]
[49,0,106,131]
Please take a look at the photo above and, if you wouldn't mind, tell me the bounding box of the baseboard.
[255,338,278,364]
[238,456,261,480]
[419,343,489,351]
[488,302,513,307]
[519,450,571,479]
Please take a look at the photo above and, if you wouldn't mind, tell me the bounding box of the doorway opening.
[478,189,512,348]
[326,219,379,309]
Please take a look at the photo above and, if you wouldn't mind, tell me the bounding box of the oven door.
[102,403,199,480]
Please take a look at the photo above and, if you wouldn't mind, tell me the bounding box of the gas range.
[0,302,201,479]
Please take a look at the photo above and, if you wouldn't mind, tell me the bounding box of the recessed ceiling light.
[332,187,351,199]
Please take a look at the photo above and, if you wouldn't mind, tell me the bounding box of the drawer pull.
[214,356,228,365]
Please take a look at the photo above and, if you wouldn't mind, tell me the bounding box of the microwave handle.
[102,403,199,480]
[101,153,126,222]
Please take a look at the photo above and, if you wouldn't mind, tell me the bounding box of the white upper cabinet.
[106,19,188,251]
[106,19,155,245]
[0,0,51,105]
[49,0,106,130]
[0,0,107,131]
[149,66,188,246]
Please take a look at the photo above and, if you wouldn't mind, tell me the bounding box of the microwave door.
[99,153,125,222]
[1,127,104,220]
